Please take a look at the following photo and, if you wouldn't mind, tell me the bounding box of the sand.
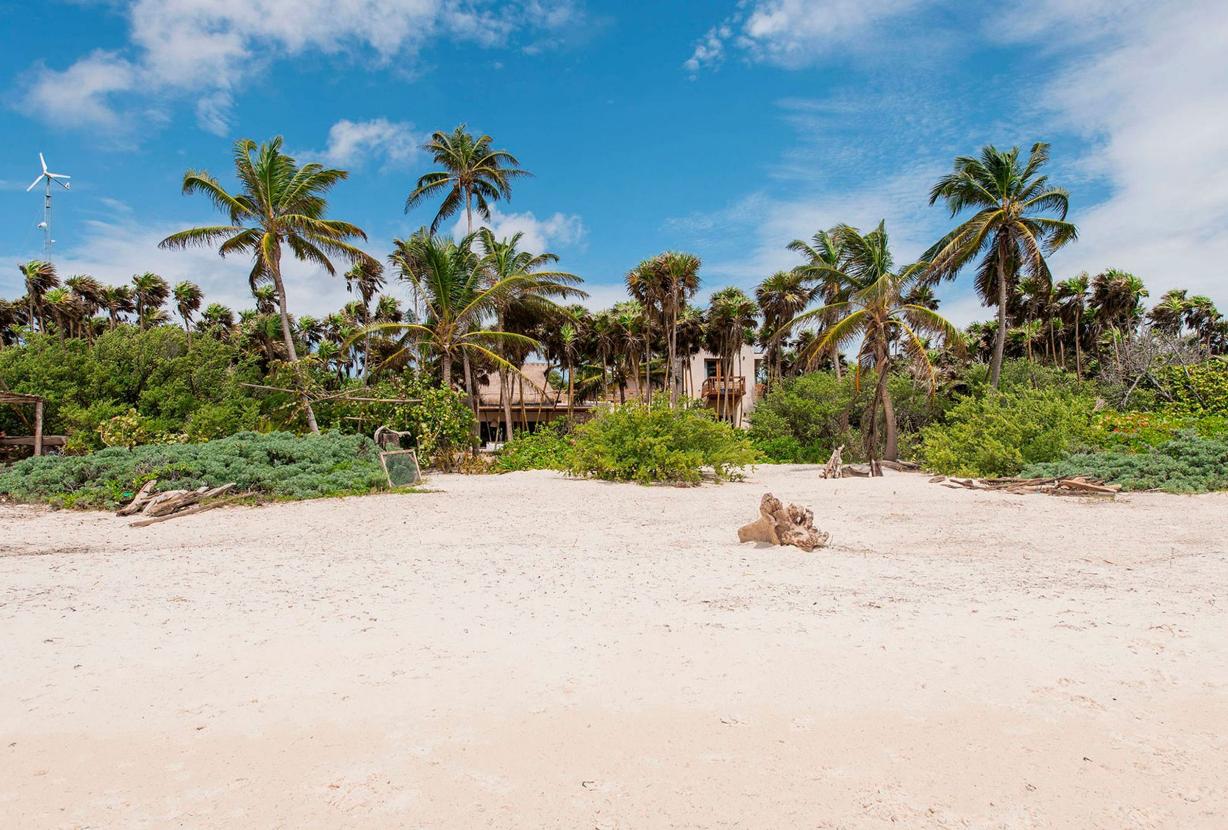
[2,466,1227,828]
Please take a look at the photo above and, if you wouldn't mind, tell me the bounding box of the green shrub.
[0,431,386,509]
[1095,410,1228,453]
[567,402,757,484]
[1161,359,1228,416]
[918,387,1102,477]
[494,421,572,472]
[1023,434,1228,493]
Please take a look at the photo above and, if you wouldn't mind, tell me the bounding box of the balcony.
[701,376,746,399]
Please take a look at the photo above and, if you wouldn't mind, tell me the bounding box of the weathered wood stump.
[737,493,830,552]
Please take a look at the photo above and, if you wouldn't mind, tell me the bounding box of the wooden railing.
[701,376,745,398]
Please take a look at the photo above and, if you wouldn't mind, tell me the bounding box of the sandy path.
[2,466,1227,828]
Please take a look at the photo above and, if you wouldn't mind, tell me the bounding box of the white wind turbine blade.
[48,172,71,180]
[27,174,45,191]
[39,153,48,173]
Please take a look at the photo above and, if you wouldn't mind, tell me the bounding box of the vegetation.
[1023,435,1228,494]
[0,432,385,509]
[566,403,757,485]
[2,130,1227,493]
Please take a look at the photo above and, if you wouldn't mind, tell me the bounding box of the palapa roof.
[477,362,573,408]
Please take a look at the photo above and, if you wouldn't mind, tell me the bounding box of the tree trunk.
[499,368,514,443]
[461,350,480,442]
[990,249,1009,388]
[882,376,898,461]
[269,255,320,435]
[1074,307,1083,379]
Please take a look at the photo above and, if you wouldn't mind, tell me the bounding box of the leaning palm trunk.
[991,246,1009,388]
[270,261,320,435]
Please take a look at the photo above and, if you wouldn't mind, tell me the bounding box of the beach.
[2,466,1227,828]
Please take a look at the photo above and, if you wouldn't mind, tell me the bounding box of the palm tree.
[19,260,59,332]
[781,222,962,461]
[373,231,536,401]
[1091,268,1148,333]
[628,252,701,405]
[1055,273,1089,378]
[0,299,27,348]
[1148,289,1190,337]
[173,280,204,344]
[344,259,385,382]
[476,228,585,437]
[199,302,235,337]
[41,287,83,340]
[404,125,529,235]
[705,287,758,425]
[790,228,849,378]
[926,142,1078,387]
[131,272,170,331]
[756,270,818,388]
[159,136,376,433]
[1185,296,1222,352]
[99,284,135,329]
[65,275,104,338]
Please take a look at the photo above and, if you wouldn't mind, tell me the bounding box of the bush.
[566,402,757,484]
[918,387,1102,477]
[494,421,572,472]
[1095,410,1228,453]
[1161,359,1228,416]
[0,431,386,509]
[1023,434,1228,493]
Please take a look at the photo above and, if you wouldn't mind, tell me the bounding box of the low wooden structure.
[0,391,62,457]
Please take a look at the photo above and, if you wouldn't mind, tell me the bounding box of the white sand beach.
[2,467,1227,828]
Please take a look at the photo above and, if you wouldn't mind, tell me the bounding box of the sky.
[1,0,1225,324]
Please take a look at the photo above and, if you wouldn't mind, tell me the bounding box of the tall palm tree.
[790,228,849,378]
[781,222,962,461]
[99,284,135,329]
[173,280,204,344]
[372,231,536,397]
[65,275,104,338]
[1185,296,1222,352]
[404,125,529,234]
[628,252,700,406]
[344,259,385,382]
[756,270,818,388]
[19,260,59,333]
[1090,268,1148,333]
[0,299,27,348]
[160,136,376,433]
[705,287,758,425]
[1148,289,1190,337]
[199,302,235,337]
[1055,273,1089,378]
[926,142,1078,387]
[477,228,584,437]
[131,272,170,331]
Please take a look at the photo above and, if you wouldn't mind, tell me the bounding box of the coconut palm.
[1185,296,1222,352]
[99,284,136,329]
[159,136,376,434]
[404,125,529,235]
[374,231,537,398]
[41,287,84,340]
[199,302,236,337]
[173,280,204,344]
[782,222,962,461]
[1055,273,1090,378]
[755,270,818,388]
[19,260,59,332]
[0,299,27,348]
[344,259,385,381]
[476,228,585,436]
[1148,289,1190,337]
[1090,268,1148,335]
[926,142,1078,387]
[790,228,851,378]
[633,252,701,405]
[65,275,105,338]
[705,287,758,425]
[131,272,170,331]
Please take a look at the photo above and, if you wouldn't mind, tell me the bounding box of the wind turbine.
[27,153,71,254]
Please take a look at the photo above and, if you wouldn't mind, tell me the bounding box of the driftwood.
[932,475,1120,497]
[117,479,159,516]
[879,459,919,472]
[119,482,239,524]
[737,493,830,552]
[820,445,844,479]
[129,493,244,528]
[841,460,883,477]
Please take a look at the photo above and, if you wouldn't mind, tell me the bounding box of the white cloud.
[306,119,421,168]
[23,51,139,129]
[686,0,928,72]
[1025,0,1228,303]
[451,206,586,254]
[21,0,589,134]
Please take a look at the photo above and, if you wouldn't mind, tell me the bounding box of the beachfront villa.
[476,345,767,443]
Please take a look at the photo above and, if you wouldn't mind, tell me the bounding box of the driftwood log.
[737,493,830,551]
[931,475,1120,497]
[116,479,159,516]
[820,445,844,479]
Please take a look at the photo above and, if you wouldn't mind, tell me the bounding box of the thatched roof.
[477,363,568,407]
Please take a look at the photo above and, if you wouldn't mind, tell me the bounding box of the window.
[704,358,718,378]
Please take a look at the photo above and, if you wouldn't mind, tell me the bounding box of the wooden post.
[33,400,44,457]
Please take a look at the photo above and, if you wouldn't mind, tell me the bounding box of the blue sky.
[2,0,1225,322]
